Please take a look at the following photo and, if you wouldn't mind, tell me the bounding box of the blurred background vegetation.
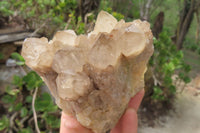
[0,0,200,133]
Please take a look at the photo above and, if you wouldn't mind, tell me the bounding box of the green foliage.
[18,127,33,133]
[20,107,28,117]
[35,93,58,112]
[5,86,20,96]
[99,1,124,21]
[0,56,60,132]
[0,52,3,60]
[198,47,200,55]
[23,71,43,90]
[150,31,191,101]
[76,22,85,34]
[190,44,198,52]
[0,0,79,36]
[42,112,60,128]
[11,52,25,62]
[1,94,16,104]
[112,11,124,21]
[102,8,124,21]
[67,13,86,34]
[151,86,165,100]
[12,75,23,89]
[0,1,14,16]
[185,44,200,54]
[99,0,139,21]
[11,52,25,66]
[0,115,9,131]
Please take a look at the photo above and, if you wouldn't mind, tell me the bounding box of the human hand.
[60,89,145,133]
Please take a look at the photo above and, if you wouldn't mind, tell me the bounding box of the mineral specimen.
[22,11,154,133]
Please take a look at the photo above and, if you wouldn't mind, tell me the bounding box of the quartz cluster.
[22,11,154,133]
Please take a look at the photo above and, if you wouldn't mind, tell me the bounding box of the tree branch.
[149,1,163,16]
[176,0,195,49]
[30,19,48,37]
[64,18,72,30]
[144,0,153,21]
[139,0,144,19]
[10,112,18,132]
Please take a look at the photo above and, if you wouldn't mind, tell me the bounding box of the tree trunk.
[140,0,154,21]
[152,12,164,39]
[76,0,101,22]
[175,0,200,49]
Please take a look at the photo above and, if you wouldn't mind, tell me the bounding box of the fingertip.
[128,89,145,111]
[137,89,145,98]
[60,112,92,133]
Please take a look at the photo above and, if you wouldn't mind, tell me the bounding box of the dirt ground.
[138,76,200,133]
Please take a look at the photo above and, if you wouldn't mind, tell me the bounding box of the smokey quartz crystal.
[22,11,154,133]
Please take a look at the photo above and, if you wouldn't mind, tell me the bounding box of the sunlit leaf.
[15,103,23,111]
[1,95,16,104]
[12,75,23,88]
[0,115,9,131]
[23,71,43,90]
[20,107,28,117]
[5,86,19,96]
[25,96,32,103]
[45,115,60,128]
[18,127,33,133]
[11,52,25,62]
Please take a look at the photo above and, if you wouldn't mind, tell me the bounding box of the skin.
[60,89,145,133]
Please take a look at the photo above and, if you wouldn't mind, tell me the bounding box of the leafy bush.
[149,31,191,102]
[0,53,60,132]
[198,47,200,55]
[99,0,124,21]
[0,0,84,37]
[185,44,199,52]
[66,12,86,35]
[0,1,14,16]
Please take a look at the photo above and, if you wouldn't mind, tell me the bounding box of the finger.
[121,108,138,133]
[60,112,92,133]
[111,89,144,133]
[111,109,138,133]
[128,89,145,111]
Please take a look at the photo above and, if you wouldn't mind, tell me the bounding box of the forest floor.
[138,75,200,133]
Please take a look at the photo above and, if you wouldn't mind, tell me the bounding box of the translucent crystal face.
[22,11,154,133]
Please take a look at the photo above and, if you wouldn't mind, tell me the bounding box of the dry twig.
[32,87,41,133]
[64,18,72,30]
[30,19,48,37]
[10,112,18,132]
[20,116,30,128]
